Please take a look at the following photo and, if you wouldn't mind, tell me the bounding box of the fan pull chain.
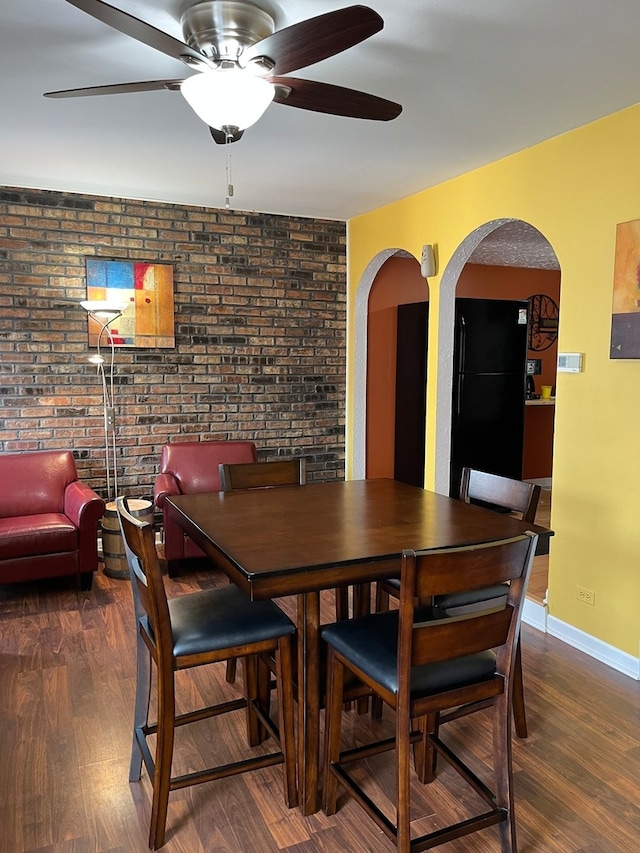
[225,134,234,209]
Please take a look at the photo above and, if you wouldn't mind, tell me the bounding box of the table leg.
[352,581,371,618]
[296,591,321,815]
[352,582,371,714]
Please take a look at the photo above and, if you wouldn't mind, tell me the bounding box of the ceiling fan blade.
[244,5,383,76]
[44,79,185,98]
[64,0,205,65]
[209,127,245,145]
[271,77,402,121]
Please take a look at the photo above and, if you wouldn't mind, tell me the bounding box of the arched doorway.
[352,248,421,480]
[353,219,560,495]
[432,219,560,492]
[365,253,427,479]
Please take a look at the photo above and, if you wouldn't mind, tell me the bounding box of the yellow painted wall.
[347,103,640,658]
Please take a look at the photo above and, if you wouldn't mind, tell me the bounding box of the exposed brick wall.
[0,186,346,502]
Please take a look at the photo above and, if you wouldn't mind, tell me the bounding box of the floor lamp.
[80,299,128,503]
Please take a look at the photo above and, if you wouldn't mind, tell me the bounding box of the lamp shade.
[181,69,275,131]
[80,300,129,319]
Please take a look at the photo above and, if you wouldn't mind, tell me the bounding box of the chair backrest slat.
[411,607,514,666]
[219,458,306,491]
[399,533,537,675]
[411,535,534,600]
[460,467,541,523]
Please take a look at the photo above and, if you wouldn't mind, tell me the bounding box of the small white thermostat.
[557,352,583,373]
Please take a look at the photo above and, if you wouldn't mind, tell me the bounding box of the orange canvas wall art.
[86,258,175,348]
[611,219,640,358]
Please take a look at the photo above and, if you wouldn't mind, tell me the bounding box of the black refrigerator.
[450,298,529,497]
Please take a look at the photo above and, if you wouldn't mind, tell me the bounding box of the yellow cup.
[540,385,552,399]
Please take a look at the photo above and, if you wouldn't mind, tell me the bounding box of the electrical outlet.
[576,586,595,606]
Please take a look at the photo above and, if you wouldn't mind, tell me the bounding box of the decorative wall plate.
[528,293,559,351]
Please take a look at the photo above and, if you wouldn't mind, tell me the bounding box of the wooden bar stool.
[117,497,297,850]
[323,532,538,853]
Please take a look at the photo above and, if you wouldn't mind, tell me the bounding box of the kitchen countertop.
[526,397,555,406]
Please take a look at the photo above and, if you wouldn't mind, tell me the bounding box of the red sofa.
[154,440,257,575]
[0,450,105,590]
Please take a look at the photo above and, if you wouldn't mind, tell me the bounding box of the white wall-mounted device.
[420,244,436,278]
[557,352,583,373]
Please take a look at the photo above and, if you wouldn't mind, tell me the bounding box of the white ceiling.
[1,0,639,228]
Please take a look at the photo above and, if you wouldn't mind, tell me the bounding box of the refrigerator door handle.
[454,374,463,421]
[453,316,466,421]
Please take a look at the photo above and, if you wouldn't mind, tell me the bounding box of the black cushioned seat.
[166,584,295,657]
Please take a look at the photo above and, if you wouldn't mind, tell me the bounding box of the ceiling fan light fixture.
[181,68,274,131]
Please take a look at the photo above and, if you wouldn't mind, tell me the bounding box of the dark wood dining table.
[164,477,552,815]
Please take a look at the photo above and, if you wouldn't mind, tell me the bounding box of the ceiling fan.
[45,0,402,144]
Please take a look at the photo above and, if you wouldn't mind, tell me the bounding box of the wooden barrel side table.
[101,499,154,579]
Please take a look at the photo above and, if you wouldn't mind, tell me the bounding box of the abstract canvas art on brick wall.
[610,219,640,359]
[85,258,175,348]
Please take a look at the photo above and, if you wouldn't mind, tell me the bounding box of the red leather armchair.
[154,440,257,575]
[0,450,105,590]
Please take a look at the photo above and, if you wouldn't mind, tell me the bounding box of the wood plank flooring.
[1,552,638,853]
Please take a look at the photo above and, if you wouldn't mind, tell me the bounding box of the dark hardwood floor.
[0,555,638,853]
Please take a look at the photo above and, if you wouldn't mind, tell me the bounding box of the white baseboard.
[547,615,640,680]
[522,597,547,632]
[522,598,640,680]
